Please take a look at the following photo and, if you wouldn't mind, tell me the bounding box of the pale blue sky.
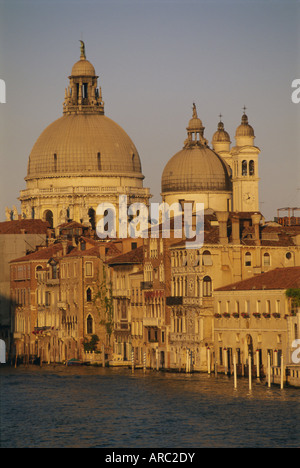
[0,0,299,221]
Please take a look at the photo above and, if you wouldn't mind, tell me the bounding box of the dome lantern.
[63,41,104,115]
[184,103,208,148]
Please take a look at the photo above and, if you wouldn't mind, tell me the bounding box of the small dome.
[235,113,254,138]
[212,121,231,143]
[161,104,232,194]
[71,58,96,77]
[188,116,203,130]
[161,146,231,193]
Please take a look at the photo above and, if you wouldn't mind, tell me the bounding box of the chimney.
[231,214,240,244]
[62,239,68,256]
[251,213,261,246]
[215,211,229,244]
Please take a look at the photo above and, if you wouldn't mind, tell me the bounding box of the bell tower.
[231,109,260,212]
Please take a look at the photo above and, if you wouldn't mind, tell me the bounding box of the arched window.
[249,160,255,176]
[88,208,96,230]
[44,210,53,228]
[87,314,93,334]
[86,287,92,302]
[202,250,213,266]
[245,252,252,266]
[242,160,248,176]
[263,252,270,266]
[35,265,43,279]
[203,276,212,297]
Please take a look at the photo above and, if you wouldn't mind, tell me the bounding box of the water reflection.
[0,365,299,448]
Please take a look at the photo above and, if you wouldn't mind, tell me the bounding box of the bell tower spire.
[63,42,104,115]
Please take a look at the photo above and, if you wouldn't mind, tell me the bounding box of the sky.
[0,0,299,222]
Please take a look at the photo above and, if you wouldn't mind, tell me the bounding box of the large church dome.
[26,41,143,181]
[19,42,150,229]
[26,114,142,180]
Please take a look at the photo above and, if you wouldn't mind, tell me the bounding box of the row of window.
[12,288,31,306]
[60,261,94,278]
[11,264,31,281]
[171,250,294,268]
[172,276,212,297]
[217,299,282,315]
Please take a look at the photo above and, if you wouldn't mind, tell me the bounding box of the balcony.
[143,317,161,328]
[113,289,131,298]
[166,296,183,306]
[115,322,130,331]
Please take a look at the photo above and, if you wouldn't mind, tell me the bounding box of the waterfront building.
[107,245,145,365]
[0,219,50,352]
[213,267,300,385]
[10,242,66,362]
[165,213,300,372]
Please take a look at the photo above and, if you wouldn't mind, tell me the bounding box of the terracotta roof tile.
[10,242,69,263]
[215,267,300,291]
[0,219,50,234]
[107,246,144,265]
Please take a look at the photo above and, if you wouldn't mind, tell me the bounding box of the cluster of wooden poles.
[131,349,285,390]
[207,349,285,390]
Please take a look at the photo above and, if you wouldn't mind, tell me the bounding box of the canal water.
[0,365,299,448]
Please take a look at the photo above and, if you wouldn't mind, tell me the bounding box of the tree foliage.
[93,265,114,344]
[285,288,300,310]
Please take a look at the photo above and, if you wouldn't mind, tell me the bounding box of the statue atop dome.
[79,40,86,59]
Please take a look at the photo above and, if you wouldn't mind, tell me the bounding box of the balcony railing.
[143,317,161,328]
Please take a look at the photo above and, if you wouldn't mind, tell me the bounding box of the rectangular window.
[85,262,93,277]
[45,292,51,306]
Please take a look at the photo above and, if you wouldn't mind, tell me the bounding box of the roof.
[58,221,86,230]
[161,146,232,194]
[65,245,100,258]
[107,246,144,265]
[0,219,49,235]
[215,267,300,292]
[10,242,69,263]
